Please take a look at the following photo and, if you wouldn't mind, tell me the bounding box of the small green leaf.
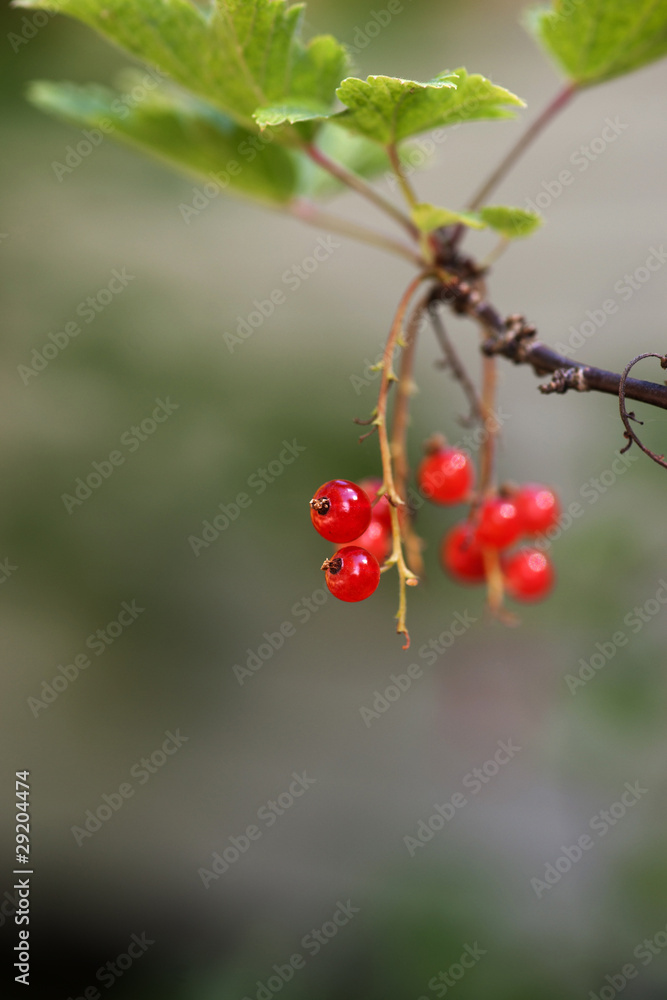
[479,205,542,238]
[15,0,349,135]
[411,203,485,233]
[27,79,297,205]
[334,68,524,145]
[526,0,667,86]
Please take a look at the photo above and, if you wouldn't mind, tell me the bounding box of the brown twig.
[618,353,667,470]
[427,297,483,426]
[429,283,667,412]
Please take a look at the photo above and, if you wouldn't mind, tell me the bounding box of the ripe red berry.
[322,546,380,602]
[475,497,522,549]
[359,477,392,531]
[417,447,474,504]
[441,523,486,584]
[349,517,392,563]
[309,479,371,543]
[503,549,555,602]
[514,483,560,536]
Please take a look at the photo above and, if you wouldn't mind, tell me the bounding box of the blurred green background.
[2,1,667,997]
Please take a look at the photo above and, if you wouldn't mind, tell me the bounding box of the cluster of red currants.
[417,443,558,602]
[309,478,391,602]
[309,453,559,605]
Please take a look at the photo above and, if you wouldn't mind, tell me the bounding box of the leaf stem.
[288,199,424,265]
[305,143,419,239]
[466,83,578,211]
[387,142,419,209]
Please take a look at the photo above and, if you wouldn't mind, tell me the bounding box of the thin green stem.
[376,273,426,648]
[391,292,430,579]
[377,273,427,506]
[305,144,419,239]
[387,143,419,210]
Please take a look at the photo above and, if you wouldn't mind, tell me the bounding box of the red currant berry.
[440,523,486,584]
[417,447,474,504]
[514,483,560,536]
[349,517,392,564]
[309,480,371,543]
[503,549,555,602]
[359,477,392,531]
[475,497,522,550]
[322,546,380,602]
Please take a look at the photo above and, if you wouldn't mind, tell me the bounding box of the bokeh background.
[2,0,667,996]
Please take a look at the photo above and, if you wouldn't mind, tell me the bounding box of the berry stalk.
[376,273,429,506]
[375,273,427,646]
[390,292,430,579]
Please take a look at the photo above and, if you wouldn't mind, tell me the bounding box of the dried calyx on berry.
[309,479,371,543]
[321,546,380,602]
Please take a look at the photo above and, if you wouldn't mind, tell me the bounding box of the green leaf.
[334,68,525,145]
[15,0,349,134]
[526,0,667,86]
[27,79,298,205]
[411,203,485,233]
[254,102,331,128]
[479,205,542,238]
